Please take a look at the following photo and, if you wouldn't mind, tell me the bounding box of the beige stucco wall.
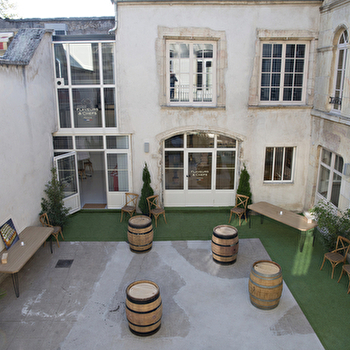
[116,1,321,210]
[0,32,56,249]
[308,0,350,211]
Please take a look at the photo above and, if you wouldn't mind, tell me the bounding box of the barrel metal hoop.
[128,228,153,235]
[211,240,237,248]
[249,277,283,289]
[126,301,162,312]
[128,316,162,328]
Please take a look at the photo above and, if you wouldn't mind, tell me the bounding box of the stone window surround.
[249,29,318,107]
[156,26,227,108]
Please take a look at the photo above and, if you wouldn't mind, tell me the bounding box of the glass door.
[54,152,80,213]
[187,152,212,190]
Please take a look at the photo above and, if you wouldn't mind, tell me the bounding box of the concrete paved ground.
[0,239,324,350]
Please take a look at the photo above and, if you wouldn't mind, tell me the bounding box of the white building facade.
[1,0,350,237]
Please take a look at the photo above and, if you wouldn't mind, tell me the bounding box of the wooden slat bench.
[0,226,54,297]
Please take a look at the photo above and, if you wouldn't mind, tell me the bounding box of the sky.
[13,0,115,19]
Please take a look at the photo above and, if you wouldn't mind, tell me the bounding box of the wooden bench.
[0,226,54,297]
[248,201,318,252]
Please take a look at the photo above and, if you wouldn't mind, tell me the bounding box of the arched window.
[331,29,348,112]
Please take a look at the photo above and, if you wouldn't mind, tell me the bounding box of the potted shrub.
[237,163,252,206]
[40,168,70,228]
[138,162,154,215]
[310,201,350,252]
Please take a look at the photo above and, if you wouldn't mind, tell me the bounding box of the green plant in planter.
[310,201,350,251]
[138,162,154,215]
[40,168,70,228]
[237,164,252,206]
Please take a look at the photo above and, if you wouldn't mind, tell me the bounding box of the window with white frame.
[167,41,216,106]
[260,42,308,104]
[54,40,116,128]
[317,148,344,208]
[264,147,295,182]
[331,29,348,112]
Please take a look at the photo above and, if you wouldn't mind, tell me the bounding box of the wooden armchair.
[229,194,249,226]
[146,195,167,227]
[338,264,350,294]
[320,235,350,279]
[39,213,64,247]
[120,193,139,222]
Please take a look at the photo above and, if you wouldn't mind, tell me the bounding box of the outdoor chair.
[338,264,350,294]
[120,193,139,222]
[39,213,64,248]
[146,195,167,227]
[229,194,249,226]
[320,235,350,279]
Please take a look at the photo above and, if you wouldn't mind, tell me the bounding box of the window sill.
[161,105,226,110]
[263,181,294,185]
[249,104,311,110]
[311,109,350,126]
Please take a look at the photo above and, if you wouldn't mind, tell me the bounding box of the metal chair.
[320,236,350,279]
[120,193,139,222]
[39,213,64,247]
[229,194,249,226]
[146,195,167,227]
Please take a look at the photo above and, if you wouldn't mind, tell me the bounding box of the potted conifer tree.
[237,164,252,205]
[138,162,154,215]
[40,168,70,228]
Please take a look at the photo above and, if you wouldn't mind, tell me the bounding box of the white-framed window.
[316,148,344,208]
[331,29,348,112]
[53,40,116,129]
[166,40,217,106]
[264,147,295,183]
[259,42,308,104]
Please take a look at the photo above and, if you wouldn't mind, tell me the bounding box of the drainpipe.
[109,0,118,34]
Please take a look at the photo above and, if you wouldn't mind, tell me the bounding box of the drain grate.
[55,259,74,268]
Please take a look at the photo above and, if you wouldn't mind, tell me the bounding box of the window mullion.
[189,43,193,103]
[272,147,276,181]
[280,44,286,102]
[281,147,286,180]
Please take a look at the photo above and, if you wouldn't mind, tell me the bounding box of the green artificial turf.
[63,208,350,350]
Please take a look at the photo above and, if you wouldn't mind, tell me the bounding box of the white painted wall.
[0,32,56,249]
[115,2,321,211]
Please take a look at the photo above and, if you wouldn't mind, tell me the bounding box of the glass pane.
[187,133,214,148]
[334,155,344,173]
[107,153,128,192]
[273,44,282,58]
[70,43,100,85]
[283,147,293,180]
[271,74,280,86]
[286,44,295,58]
[284,74,293,87]
[104,88,116,127]
[272,59,281,72]
[283,88,292,101]
[264,148,273,181]
[262,44,272,57]
[262,59,271,72]
[165,151,184,190]
[106,136,129,149]
[188,152,212,190]
[296,44,305,58]
[53,136,73,150]
[75,136,103,149]
[293,88,302,101]
[295,60,304,72]
[285,59,294,72]
[102,43,114,84]
[73,88,102,128]
[294,74,303,87]
[317,165,330,198]
[274,147,283,181]
[331,173,341,207]
[57,155,77,198]
[260,88,270,101]
[271,88,280,101]
[261,73,270,86]
[216,151,235,189]
[165,134,184,148]
[58,89,71,128]
[180,43,189,58]
[321,149,332,166]
[54,44,68,85]
[217,135,236,148]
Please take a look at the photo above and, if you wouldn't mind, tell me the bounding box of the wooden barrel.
[211,225,239,264]
[125,280,162,336]
[248,260,283,310]
[128,215,153,252]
